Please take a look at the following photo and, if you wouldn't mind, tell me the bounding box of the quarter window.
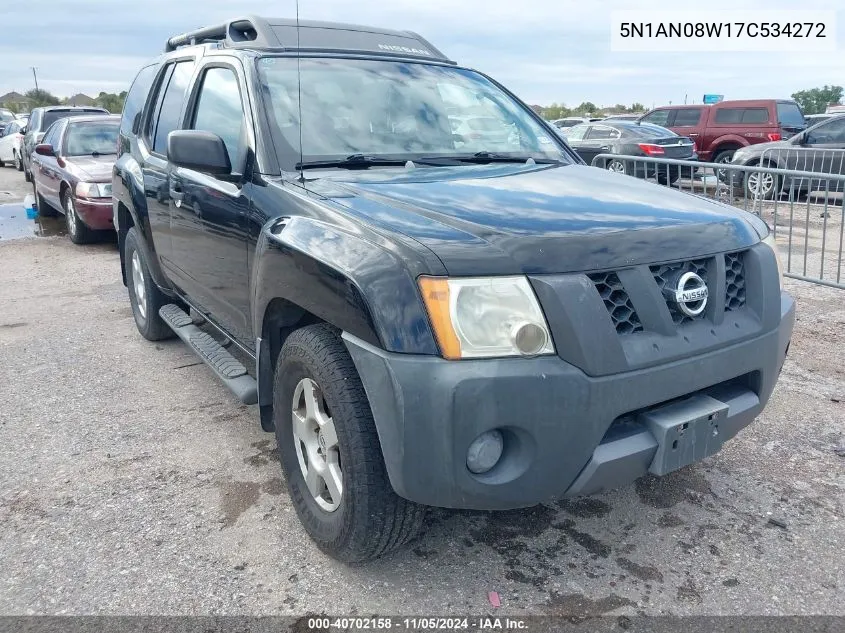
[713,108,769,124]
[152,60,196,154]
[191,67,247,169]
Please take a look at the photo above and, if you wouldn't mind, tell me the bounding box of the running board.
[159,304,257,405]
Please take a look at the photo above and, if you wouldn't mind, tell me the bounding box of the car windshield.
[0,110,15,123]
[43,110,105,129]
[257,57,568,165]
[64,121,119,156]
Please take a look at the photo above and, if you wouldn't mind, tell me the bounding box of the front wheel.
[63,192,97,244]
[124,227,174,341]
[273,324,425,562]
[744,167,780,200]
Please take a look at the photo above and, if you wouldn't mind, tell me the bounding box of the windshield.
[777,102,806,129]
[257,57,568,166]
[43,110,106,130]
[0,110,15,123]
[64,121,119,156]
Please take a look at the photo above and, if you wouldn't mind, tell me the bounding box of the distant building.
[0,91,32,109]
[68,93,96,106]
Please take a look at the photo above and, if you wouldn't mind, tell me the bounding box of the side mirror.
[19,126,27,135]
[796,132,809,145]
[167,130,231,175]
[35,143,55,157]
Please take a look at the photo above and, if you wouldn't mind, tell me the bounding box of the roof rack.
[164,15,455,64]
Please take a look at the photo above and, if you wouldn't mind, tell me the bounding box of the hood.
[308,163,762,276]
[64,155,115,182]
[734,139,793,158]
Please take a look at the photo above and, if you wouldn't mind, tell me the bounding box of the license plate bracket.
[640,395,729,476]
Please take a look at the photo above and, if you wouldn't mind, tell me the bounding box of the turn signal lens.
[418,277,462,360]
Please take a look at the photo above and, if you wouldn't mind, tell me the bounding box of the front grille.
[650,258,709,325]
[724,252,747,311]
[588,272,643,335]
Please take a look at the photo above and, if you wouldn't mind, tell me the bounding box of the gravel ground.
[0,166,843,617]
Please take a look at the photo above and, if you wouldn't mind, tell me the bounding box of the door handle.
[688,133,699,137]
[599,146,611,151]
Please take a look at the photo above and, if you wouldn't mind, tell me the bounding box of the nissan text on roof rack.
[112,15,795,562]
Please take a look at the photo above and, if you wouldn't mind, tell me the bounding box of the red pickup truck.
[639,99,806,166]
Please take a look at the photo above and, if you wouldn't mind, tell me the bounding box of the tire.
[14,151,23,172]
[63,190,97,245]
[606,158,632,176]
[32,180,57,217]
[23,155,31,182]
[273,323,425,562]
[656,165,680,186]
[712,149,737,182]
[124,227,174,341]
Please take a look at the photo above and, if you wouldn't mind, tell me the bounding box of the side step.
[159,304,258,405]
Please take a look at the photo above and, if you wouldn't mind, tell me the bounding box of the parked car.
[449,115,516,150]
[21,106,109,183]
[638,100,806,167]
[730,114,845,198]
[552,116,601,128]
[30,115,120,243]
[0,119,26,170]
[114,16,793,562]
[804,113,832,126]
[0,108,16,135]
[562,120,697,184]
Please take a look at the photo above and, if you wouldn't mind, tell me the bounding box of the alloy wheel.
[291,377,343,512]
[131,250,147,320]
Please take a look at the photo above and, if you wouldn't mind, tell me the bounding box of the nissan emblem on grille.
[668,272,709,317]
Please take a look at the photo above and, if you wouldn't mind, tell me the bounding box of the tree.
[791,85,843,115]
[630,102,646,113]
[24,89,60,108]
[94,91,126,113]
[574,101,598,115]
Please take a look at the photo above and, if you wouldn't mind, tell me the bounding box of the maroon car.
[31,115,120,244]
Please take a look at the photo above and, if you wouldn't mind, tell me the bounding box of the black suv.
[22,106,109,182]
[114,16,795,562]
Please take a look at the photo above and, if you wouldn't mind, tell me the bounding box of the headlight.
[75,182,112,198]
[418,276,555,359]
[762,234,784,290]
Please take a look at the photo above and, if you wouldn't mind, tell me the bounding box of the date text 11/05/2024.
[307,617,528,630]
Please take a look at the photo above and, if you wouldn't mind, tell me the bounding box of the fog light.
[511,322,548,356]
[466,430,504,474]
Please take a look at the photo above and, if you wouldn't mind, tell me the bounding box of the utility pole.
[31,67,39,92]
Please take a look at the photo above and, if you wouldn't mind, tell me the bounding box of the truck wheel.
[273,323,425,562]
[124,227,174,341]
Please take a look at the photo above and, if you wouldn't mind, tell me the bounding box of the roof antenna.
[296,0,304,181]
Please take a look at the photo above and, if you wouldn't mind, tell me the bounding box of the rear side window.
[673,108,702,126]
[152,60,196,154]
[121,64,160,138]
[585,125,620,140]
[642,110,670,126]
[713,107,769,124]
[777,102,805,128]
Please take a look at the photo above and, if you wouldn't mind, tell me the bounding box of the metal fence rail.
[590,153,845,289]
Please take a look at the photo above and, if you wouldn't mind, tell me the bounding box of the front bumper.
[344,293,794,510]
[74,197,114,230]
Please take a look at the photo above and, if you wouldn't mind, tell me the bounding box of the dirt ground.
[0,165,843,617]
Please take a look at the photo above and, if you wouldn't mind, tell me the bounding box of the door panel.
[167,62,252,345]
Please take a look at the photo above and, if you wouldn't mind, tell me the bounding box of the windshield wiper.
[296,154,411,170]
[421,151,564,165]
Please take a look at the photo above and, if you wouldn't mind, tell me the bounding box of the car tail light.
[638,143,665,156]
[692,141,697,152]
[768,133,782,141]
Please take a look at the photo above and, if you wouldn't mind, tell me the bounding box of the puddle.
[0,203,67,240]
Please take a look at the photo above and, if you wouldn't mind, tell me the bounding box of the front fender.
[252,216,440,355]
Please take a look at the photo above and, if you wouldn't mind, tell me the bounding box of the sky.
[0,0,842,109]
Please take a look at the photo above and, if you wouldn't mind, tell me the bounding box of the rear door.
[167,60,253,343]
[670,108,703,146]
[141,59,196,273]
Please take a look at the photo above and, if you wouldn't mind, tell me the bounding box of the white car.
[0,118,26,171]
